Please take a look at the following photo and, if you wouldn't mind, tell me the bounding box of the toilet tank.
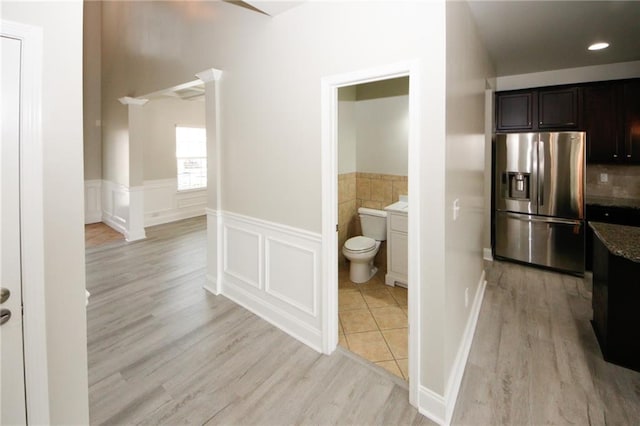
[358,207,387,241]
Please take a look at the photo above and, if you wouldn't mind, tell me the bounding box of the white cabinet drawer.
[390,213,408,233]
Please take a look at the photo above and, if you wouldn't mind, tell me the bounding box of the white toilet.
[342,207,387,283]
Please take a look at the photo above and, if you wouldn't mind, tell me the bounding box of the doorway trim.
[2,19,50,424]
[320,60,421,406]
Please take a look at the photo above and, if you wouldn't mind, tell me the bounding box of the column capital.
[196,68,223,83]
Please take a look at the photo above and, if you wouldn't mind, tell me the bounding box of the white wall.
[83,1,101,181]
[338,86,356,174]
[3,1,89,423]
[137,97,206,181]
[99,0,478,417]
[355,78,409,176]
[443,0,495,413]
[338,78,409,177]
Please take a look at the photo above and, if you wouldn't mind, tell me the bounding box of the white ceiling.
[467,1,640,76]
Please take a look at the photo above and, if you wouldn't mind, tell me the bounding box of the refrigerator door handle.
[505,212,581,226]
[538,140,544,207]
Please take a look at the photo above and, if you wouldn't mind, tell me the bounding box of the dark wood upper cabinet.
[583,79,640,164]
[496,92,533,131]
[623,80,640,163]
[538,87,579,129]
[584,83,621,163]
[495,86,579,132]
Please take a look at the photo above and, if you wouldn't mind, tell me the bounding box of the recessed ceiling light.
[588,42,610,51]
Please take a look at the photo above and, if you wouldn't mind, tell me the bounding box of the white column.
[196,68,223,294]
[118,96,148,241]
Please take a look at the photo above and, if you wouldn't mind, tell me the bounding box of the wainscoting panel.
[223,224,262,290]
[265,237,317,317]
[212,211,323,352]
[101,180,129,236]
[144,179,206,227]
[84,180,102,224]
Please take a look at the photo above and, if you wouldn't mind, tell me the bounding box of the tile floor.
[85,222,124,248]
[338,263,408,380]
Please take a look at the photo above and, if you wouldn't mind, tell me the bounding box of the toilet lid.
[344,236,376,252]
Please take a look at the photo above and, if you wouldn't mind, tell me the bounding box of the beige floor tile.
[376,360,403,379]
[357,278,389,293]
[338,288,367,310]
[346,331,393,362]
[340,309,378,334]
[389,285,408,307]
[396,358,409,379]
[362,289,397,308]
[338,319,344,336]
[382,328,408,359]
[370,306,408,330]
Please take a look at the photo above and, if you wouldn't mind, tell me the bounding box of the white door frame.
[320,60,421,406]
[1,19,50,424]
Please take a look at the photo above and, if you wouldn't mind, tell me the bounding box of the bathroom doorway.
[336,77,409,380]
[321,61,421,404]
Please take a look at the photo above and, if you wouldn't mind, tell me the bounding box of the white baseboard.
[204,273,220,296]
[208,211,323,352]
[84,180,102,224]
[418,385,447,426]
[220,280,323,352]
[418,270,487,426]
[483,247,493,261]
[144,179,206,227]
[444,271,486,423]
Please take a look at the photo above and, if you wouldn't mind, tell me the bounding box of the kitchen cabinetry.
[385,210,408,287]
[495,86,580,132]
[591,223,640,373]
[584,79,640,164]
[585,203,640,270]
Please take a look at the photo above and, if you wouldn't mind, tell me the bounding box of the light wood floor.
[452,261,640,425]
[85,222,125,248]
[87,217,640,425]
[86,217,432,425]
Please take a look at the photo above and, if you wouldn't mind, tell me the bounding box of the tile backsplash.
[587,165,640,199]
[338,172,408,271]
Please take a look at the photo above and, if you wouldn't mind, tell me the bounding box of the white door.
[1,34,28,425]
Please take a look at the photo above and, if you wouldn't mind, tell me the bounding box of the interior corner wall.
[338,86,356,175]
[83,0,102,181]
[140,97,206,181]
[3,1,90,423]
[355,78,409,176]
[444,0,495,398]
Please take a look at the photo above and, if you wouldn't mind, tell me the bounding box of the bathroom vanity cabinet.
[384,201,408,287]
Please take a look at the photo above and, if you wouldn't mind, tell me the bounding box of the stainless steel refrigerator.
[494,132,586,274]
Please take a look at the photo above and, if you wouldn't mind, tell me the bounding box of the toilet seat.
[344,236,376,253]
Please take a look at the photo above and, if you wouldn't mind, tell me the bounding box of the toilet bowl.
[342,236,382,283]
[342,207,387,283]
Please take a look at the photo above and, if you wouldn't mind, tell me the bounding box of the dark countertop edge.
[586,196,640,210]
[589,221,640,263]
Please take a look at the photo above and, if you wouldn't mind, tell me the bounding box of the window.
[176,126,206,191]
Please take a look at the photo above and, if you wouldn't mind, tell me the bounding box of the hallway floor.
[86,217,430,425]
[338,264,408,380]
[85,222,124,248]
[85,216,640,424]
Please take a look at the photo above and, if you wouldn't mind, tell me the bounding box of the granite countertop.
[586,195,640,210]
[589,222,640,263]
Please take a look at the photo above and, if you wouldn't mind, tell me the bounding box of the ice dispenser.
[502,172,530,200]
